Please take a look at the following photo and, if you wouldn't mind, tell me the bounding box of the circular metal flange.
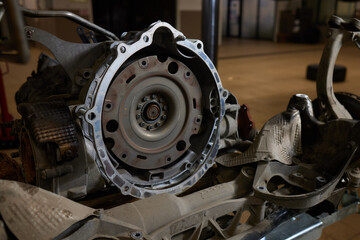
[102,56,202,169]
[82,22,226,198]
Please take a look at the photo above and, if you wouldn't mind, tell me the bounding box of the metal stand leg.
[201,0,219,67]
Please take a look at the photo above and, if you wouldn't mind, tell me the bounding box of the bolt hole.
[223,91,228,98]
[126,74,136,84]
[141,60,147,66]
[106,120,119,132]
[197,43,202,49]
[157,55,168,63]
[193,98,197,109]
[168,62,178,74]
[176,140,186,151]
[104,138,114,149]
[105,103,112,109]
[122,153,127,159]
[196,118,201,123]
[83,71,91,79]
[143,35,149,42]
[167,157,171,162]
[88,112,96,120]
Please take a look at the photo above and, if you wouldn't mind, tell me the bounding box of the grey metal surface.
[0,180,94,240]
[21,7,119,40]
[316,16,352,121]
[0,0,29,63]
[2,7,360,239]
[78,21,226,198]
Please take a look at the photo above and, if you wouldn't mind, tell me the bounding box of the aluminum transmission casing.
[17,22,226,199]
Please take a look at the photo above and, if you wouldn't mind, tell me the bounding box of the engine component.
[14,19,226,199]
[2,3,360,239]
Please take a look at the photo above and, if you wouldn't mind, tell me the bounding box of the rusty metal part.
[18,101,79,161]
[19,129,36,184]
[238,104,256,141]
[0,152,23,182]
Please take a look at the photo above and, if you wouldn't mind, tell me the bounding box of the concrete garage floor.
[2,38,360,239]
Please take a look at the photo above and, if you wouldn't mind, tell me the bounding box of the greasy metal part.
[19,129,36,184]
[201,0,219,67]
[21,7,119,41]
[0,0,29,63]
[18,101,79,161]
[18,110,105,199]
[238,104,256,141]
[0,152,23,182]
[15,53,72,105]
[316,16,352,121]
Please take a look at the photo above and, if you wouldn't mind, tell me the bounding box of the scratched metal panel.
[0,180,94,240]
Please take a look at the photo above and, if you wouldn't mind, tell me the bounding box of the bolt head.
[139,122,145,127]
[147,125,153,130]
[162,115,167,120]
